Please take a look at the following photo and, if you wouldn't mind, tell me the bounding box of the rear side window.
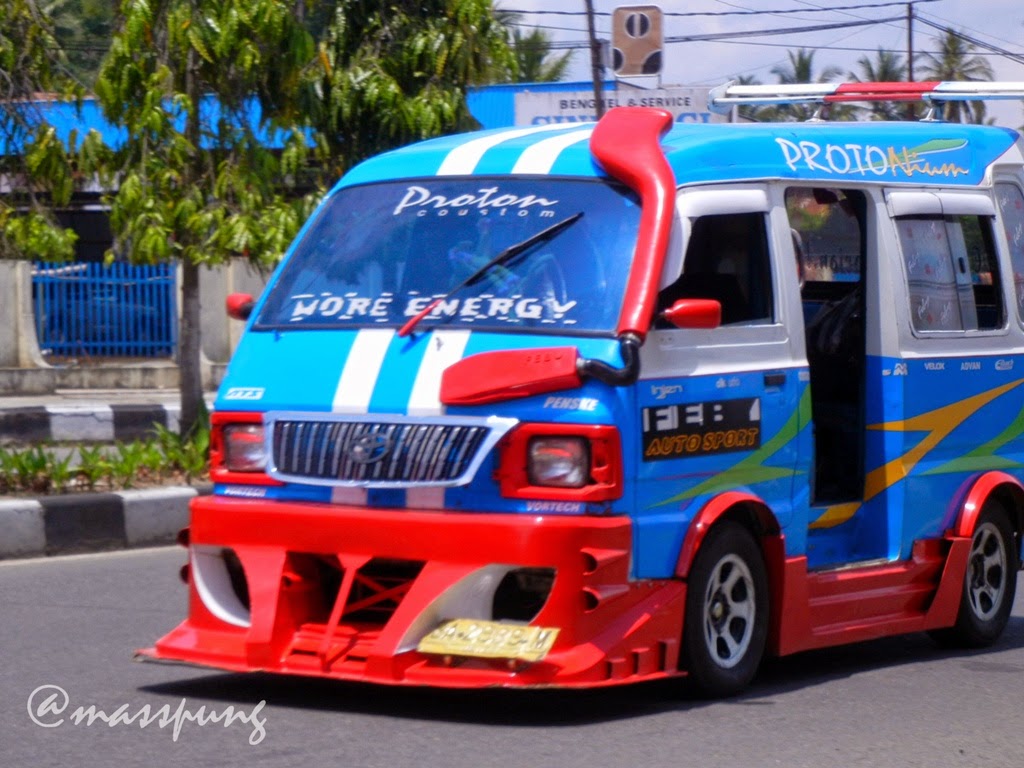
[896,214,1003,332]
[995,183,1024,322]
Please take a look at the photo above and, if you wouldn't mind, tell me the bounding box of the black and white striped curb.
[0,486,207,559]
[0,403,180,444]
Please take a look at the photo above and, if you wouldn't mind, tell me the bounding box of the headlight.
[223,424,267,472]
[528,436,589,488]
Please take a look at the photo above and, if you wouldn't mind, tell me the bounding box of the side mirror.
[661,298,721,329]
[226,293,255,321]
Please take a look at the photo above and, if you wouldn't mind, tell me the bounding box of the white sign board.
[514,87,725,126]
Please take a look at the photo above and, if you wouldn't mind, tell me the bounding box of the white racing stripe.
[407,330,472,416]
[436,123,579,176]
[511,128,593,175]
[331,328,394,506]
[332,329,395,413]
[405,330,472,509]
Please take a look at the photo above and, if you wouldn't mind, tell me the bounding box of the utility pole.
[906,3,914,81]
[906,3,915,119]
[585,0,605,119]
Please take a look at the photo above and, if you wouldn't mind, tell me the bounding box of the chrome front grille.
[265,412,518,488]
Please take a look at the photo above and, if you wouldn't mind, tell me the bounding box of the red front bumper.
[140,495,687,688]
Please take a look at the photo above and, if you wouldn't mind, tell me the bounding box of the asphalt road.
[2,547,1022,768]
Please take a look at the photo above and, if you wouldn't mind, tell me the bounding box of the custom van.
[142,81,1024,696]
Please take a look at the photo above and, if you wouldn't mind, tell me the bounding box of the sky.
[500,0,1024,127]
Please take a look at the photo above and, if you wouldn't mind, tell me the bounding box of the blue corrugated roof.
[1,95,298,156]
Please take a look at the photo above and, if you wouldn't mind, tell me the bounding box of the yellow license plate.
[417,619,559,662]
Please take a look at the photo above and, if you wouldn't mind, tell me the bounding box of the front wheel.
[682,521,769,697]
[932,502,1018,648]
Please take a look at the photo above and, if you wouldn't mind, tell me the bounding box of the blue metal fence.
[32,262,177,358]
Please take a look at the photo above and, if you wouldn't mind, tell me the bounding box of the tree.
[507,26,573,83]
[730,74,764,123]
[765,48,857,122]
[93,0,315,436]
[850,48,907,121]
[0,0,80,261]
[916,29,995,123]
[46,0,115,88]
[307,0,515,180]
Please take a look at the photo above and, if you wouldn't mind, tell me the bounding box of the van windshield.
[255,178,641,335]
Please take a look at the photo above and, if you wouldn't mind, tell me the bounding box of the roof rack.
[708,81,1024,117]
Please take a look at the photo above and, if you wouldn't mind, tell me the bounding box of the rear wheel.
[682,521,768,697]
[932,502,1018,648]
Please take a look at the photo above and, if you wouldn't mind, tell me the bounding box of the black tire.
[682,521,769,697]
[932,501,1018,648]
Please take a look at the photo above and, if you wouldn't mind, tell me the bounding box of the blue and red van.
[142,81,1024,695]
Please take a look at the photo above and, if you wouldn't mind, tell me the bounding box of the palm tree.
[915,29,994,123]
[495,13,574,83]
[511,27,573,82]
[850,48,907,121]
[730,74,764,122]
[767,49,857,121]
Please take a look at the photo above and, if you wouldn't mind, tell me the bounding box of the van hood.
[215,327,623,416]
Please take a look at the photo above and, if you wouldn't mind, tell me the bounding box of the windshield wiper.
[398,211,583,337]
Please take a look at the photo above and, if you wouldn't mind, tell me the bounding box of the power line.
[697,38,1024,58]
[538,15,904,50]
[914,15,1024,68]
[501,1,938,18]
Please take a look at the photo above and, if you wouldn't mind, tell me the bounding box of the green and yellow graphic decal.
[653,388,812,508]
[811,378,1024,529]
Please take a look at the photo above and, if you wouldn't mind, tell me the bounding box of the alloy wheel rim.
[702,553,756,669]
[967,521,1007,622]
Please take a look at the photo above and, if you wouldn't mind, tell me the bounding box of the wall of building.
[0,259,267,394]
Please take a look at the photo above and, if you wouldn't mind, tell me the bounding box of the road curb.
[0,485,208,559]
[0,403,179,444]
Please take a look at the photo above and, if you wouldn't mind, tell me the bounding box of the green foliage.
[762,49,859,123]
[915,29,995,124]
[47,0,115,87]
[47,450,75,494]
[850,49,909,121]
[0,430,210,495]
[0,207,78,261]
[75,444,111,491]
[153,415,210,484]
[111,440,147,489]
[0,0,82,261]
[95,0,315,270]
[308,0,515,180]
[5,445,52,493]
[505,26,573,84]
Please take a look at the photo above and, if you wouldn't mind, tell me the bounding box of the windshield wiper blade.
[398,211,583,337]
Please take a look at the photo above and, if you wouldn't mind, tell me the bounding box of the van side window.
[659,212,773,325]
[995,183,1024,322]
[896,214,1003,332]
[785,187,863,287]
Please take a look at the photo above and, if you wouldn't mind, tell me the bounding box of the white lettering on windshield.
[393,186,560,216]
[288,292,393,322]
[286,293,578,324]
